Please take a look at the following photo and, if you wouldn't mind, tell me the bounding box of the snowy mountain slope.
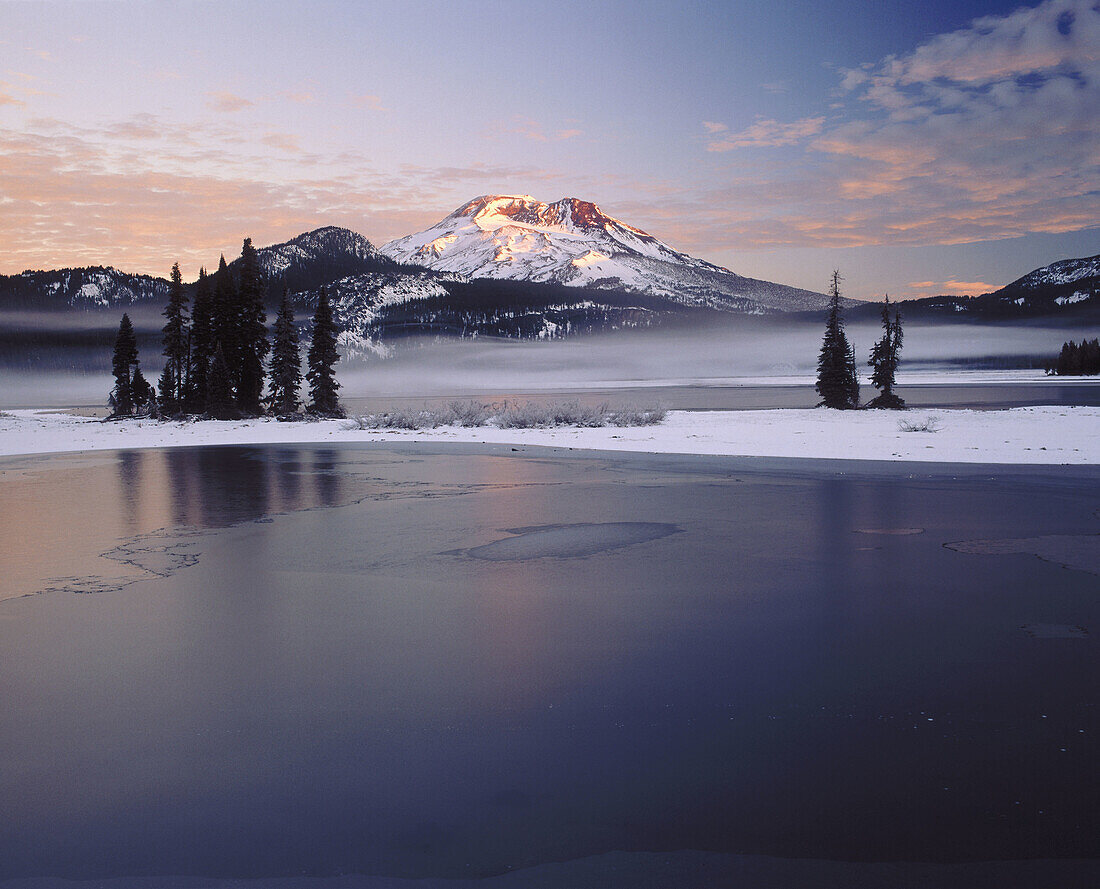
[1011,254,1100,290]
[0,266,170,311]
[381,195,831,313]
[253,226,389,278]
[230,226,412,300]
[290,269,455,357]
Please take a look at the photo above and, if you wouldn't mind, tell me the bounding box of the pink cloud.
[706,117,825,151]
[349,93,387,111]
[908,279,997,295]
[206,91,254,113]
[491,115,583,142]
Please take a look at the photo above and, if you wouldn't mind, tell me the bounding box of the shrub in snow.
[898,416,942,433]
[345,400,667,431]
[446,400,492,427]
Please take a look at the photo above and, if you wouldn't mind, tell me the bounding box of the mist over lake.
[2,314,1090,409]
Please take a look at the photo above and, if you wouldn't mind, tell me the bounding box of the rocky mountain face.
[381,195,832,313]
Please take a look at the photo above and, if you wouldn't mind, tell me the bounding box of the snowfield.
[0,406,1097,464]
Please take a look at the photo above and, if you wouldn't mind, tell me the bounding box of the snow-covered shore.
[1,406,1097,464]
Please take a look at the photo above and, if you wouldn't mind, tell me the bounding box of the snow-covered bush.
[446,400,492,427]
[345,400,667,430]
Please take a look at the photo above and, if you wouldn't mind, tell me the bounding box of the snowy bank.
[0,406,1097,464]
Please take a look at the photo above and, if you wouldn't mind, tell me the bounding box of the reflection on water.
[1,445,1098,883]
[0,447,351,601]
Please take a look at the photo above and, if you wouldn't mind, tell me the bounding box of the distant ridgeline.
[1,221,1098,372]
[846,254,1100,323]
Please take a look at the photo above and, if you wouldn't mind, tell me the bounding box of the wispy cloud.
[349,93,387,111]
[490,115,582,142]
[908,279,998,295]
[205,91,254,113]
[701,121,728,134]
[696,0,1100,249]
[706,116,824,151]
[0,119,587,274]
[261,132,302,153]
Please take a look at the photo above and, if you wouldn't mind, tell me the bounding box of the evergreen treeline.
[370,278,683,340]
[108,239,343,420]
[1047,338,1100,375]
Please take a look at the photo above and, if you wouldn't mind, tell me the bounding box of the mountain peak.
[381,193,831,312]
[447,194,635,236]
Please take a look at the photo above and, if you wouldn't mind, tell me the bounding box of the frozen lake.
[1,444,1098,886]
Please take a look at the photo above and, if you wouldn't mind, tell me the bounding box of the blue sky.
[1,0,1097,298]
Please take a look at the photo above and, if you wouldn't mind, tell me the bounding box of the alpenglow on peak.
[380,194,832,312]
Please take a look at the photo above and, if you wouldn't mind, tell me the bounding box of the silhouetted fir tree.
[268,287,302,416]
[866,295,904,408]
[235,238,268,415]
[157,362,176,412]
[306,286,343,416]
[110,312,139,416]
[159,261,189,414]
[207,343,236,420]
[815,271,859,409]
[212,255,240,396]
[131,366,155,414]
[187,267,215,412]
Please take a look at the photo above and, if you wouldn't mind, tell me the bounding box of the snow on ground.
[0,406,1096,464]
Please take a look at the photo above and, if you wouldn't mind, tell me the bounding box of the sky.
[0,0,1098,299]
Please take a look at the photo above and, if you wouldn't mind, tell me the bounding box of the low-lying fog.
[1,314,1093,409]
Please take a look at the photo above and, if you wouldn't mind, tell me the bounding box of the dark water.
[1,444,1099,885]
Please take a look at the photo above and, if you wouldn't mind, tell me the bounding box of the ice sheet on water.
[459,522,681,561]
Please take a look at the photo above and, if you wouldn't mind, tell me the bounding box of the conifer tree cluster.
[109,313,155,416]
[108,238,343,420]
[1048,338,1100,376]
[815,271,860,409]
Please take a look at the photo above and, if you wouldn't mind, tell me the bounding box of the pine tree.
[236,237,269,415]
[110,313,139,416]
[268,287,302,416]
[207,343,236,420]
[157,362,176,412]
[159,262,189,415]
[815,270,860,409]
[131,366,155,414]
[867,295,904,408]
[212,255,240,397]
[306,286,343,417]
[187,267,215,412]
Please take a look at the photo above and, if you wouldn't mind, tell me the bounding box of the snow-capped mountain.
[229,226,410,300]
[382,195,831,313]
[0,266,170,311]
[1012,254,1100,290]
[253,226,390,280]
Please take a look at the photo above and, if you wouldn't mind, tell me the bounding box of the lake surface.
[342,380,1100,415]
[1,444,1099,886]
